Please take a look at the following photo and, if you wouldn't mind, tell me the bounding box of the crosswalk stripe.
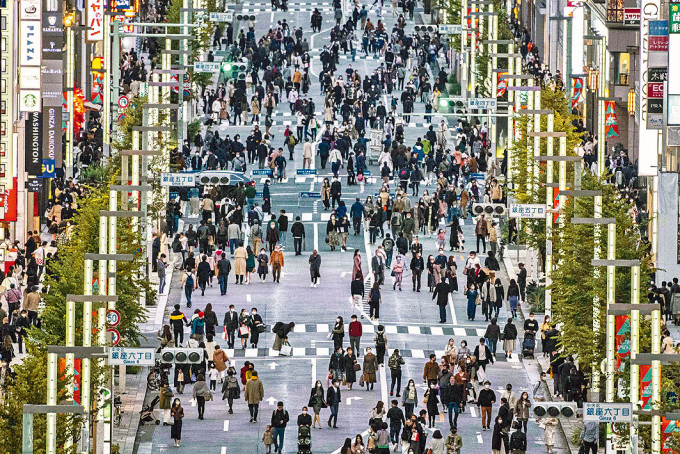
[221,347,518,361]
[301,213,313,221]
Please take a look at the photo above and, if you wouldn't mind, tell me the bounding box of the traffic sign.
[296,169,317,175]
[108,347,155,366]
[117,113,126,125]
[438,24,462,34]
[106,309,121,327]
[299,192,321,198]
[118,95,130,109]
[194,62,221,73]
[509,203,547,219]
[107,328,121,346]
[209,11,234,22]
[583,402,633,423]
[468,98,497,110]
[252,169,274,176]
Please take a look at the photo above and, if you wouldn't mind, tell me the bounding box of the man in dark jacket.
[410,251,424,292]
[350,198,364,234]
[217,252,232,295]
[271,401,290,453]
[326,380,341,428]
[477,381,496,430]
[432,280,450,323]
[277,210,289,246]
[474,337,494,370]
[517,262,527,302]
[290,216,305,255]
[330,177,342,209]
[386,399,405,445]
[169,304,189,346]
[223,305,239,348]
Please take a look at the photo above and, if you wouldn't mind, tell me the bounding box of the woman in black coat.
[343,347,358,390]
[491,416,505,452]
[448,216,463,251]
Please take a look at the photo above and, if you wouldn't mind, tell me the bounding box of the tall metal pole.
[597,38,607,177]
[651,305,661,454]
[66,26,75,179]
[102,15,111,155]
[605,223,616,403]
[46,353,58,454]
[630,265,640,447]
[461,0,468,98]
[81,259,94,450]
[470,14,476,96]
[544,114,554,316]
[592,194,602,398]
[112,22,121,142]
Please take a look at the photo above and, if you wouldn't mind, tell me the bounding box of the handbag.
[359,373,365,387]
[222,327,228,341]
[256,324,267,333]
[280,344,293,356]
[354,363,361,371]
[239,326,250,336]
[475,295,482,305]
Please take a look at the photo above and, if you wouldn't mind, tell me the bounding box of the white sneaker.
[311,283,314,287]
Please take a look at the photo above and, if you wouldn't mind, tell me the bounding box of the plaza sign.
[108,347,155,366]
[194,62,222,73]
[509,203,546,219]
[161,173,196,187]
[438,24,462,34]
[468,98,497,110]
[583,402,633,423]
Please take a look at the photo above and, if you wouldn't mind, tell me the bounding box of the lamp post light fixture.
[627,88,636,116]
[587,66,600,92]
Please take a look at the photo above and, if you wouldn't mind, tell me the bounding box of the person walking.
[514,392,531,433]
[270,244,285,283]
[372,249,386,285]
[217,252,232,295]
[410,251,424,292]
[257,248,269,282]
[446,427,463,453]
[388,349,405,396]
[234,241,248,285]
[491,416,505,453]
[464,283,479,321]
[363,347,378,391]
[197,255,211,296]
[477,381,496,431]
[344,347,358,390]
[170,304,189,347]
[368,282,382,320]
[309,381,327,429]
[329,347,345,383]
[192,374,210,420]
[326,380,341,428]
[157,254,167,295]
[331,316,344,351]
[387,399,405,447]
[580,421,599,453]
[424,383,440,428]
[182,269,196,307]
[348,314,362,357]
[170,398,184,447]
[221,366,240,414]
[291,216,306,256]
[484,318,501,358]
[309,250,321,287]
[402,379,418,418]
[392,253,405,291]
[502,318,518,358]
[374,324,387,366]
[238,309,252,349]
[507,279,520,318]
[432,278,450,323]
[539,417,558,453]
[270,401,290,453]
[245,370,265,423]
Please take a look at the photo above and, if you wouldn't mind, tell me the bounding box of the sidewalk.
[114,368,148,454]
[501,244,583,454]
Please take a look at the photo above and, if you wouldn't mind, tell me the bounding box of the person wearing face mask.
[308,381,327,429]
[540,315,552,355]
[331,316,345,351]
[402,379,418,418]
[524,312,539,336]
[297,406,313,453]
[491,416,505,453]
[456,340,471,363]
[223,305,238,349]
[250,308,263,348]
[363,347,378,390]
[464,284,479,321]
[453,365,471,413]
[502,318,518,359]
[326,380,341,428]
[424,382,440,428]
[477,380,496,431]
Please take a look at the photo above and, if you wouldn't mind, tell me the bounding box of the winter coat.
[363,353,378,383]
[234,246,248,275]
[245,378,265,404]
[213,349,229,372]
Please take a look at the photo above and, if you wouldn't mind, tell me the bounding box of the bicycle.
[113,396,123,427]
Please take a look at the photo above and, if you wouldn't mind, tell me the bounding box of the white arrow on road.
[340,271,350,278]
[266,397,279,406]
[345,396,363,406]
[269,362,279,370]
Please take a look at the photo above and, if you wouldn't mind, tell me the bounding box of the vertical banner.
[615,315,630,372]
[605,101,620,138]
[41,106,61,176]
[25,113,42,176]
[662,418,679,452]
[19,0,42,112]
[496,72,508,97]
[91,72,104,104]
[86,0,104,41]
[637,0,661,175]
[571,77,583,108]
[641,365,653,410]
[0,178,18,222]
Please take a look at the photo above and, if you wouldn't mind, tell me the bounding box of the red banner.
[663,418,680,452]
[58,358,82,405]
[571,77,583,108]
[497,73,508,97]
[0,177,18,222]
[605,101,620,138]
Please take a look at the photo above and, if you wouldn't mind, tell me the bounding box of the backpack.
[509,431,525,450]
[369,289,380,304]
[376,332,386,347]
[186,274,194,287]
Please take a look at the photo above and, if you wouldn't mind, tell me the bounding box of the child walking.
[262,425,274,453]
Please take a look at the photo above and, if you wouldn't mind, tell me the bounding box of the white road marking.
[470,406,477,417]
[411,350,425,358]
[430,326,444,336]
[246,294,252,303]
[448,293,458,325]
[320,212,331,221]
[311,358,317,387]
[477,432,484,443]
[454,328,467,336]
[221,447,227,454]
[314,222,319,251]
[293,347,306,356]
[293,324,307,333]
[385,325,398,334]
[301,213,313,221]
[407,326,420,335]
[316,323,328,332]
[476,328,486,336]
[244,348,258,358]
[223,420,230,431]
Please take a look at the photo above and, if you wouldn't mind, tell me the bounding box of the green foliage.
[187,119,202,141]
[79,164,109,186]
[527,282,545,313]
[548,174,653,372]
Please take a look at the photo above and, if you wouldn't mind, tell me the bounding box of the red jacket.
[348,320,363,337]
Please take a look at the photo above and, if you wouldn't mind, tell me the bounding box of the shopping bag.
[280,344,293,356]
[239,326,250,336]
[222,326,228,341]
[359,373,365,387]
[476,367,487,384]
